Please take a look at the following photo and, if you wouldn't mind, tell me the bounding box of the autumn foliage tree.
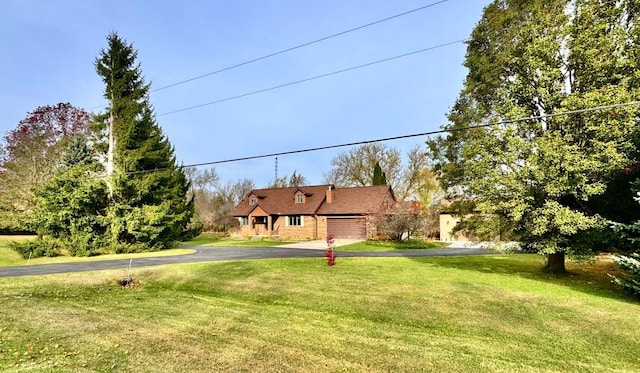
[0,103,91,230]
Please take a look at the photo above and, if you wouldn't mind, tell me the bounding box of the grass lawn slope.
[0,236,194,267]
[0,255,638,372]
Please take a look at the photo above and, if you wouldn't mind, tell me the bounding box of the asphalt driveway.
[0,244,491,278]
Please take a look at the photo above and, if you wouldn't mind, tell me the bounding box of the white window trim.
[285,215,303,227]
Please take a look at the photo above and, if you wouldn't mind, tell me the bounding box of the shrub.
[9,239,62,259]
[65,232,107,257]
[610,253,640,298]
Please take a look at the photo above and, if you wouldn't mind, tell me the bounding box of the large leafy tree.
[0,103,91,229]
[430,0,640,272]
[94,33,195,251]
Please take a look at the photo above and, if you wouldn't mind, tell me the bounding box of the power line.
[158,39,466,117]
[86,1,449,111]
[152,1,449,92]
[127,100,640,175]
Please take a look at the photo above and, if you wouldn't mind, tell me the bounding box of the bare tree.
[323,143,402,189]
[323,143,441,202]
[376,203,424,241]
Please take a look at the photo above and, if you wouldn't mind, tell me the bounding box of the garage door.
[327,218,366,239]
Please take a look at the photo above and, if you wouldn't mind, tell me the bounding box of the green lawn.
[181,233,294,247]
[339,239,449,252]
[183,234,449,251]
[0,236,194,267]
[0,254,638,372]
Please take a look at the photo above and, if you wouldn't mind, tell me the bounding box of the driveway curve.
[0,245,492,278]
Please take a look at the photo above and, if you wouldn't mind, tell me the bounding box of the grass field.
[0,236,194,267]
[182,233,449,252]
[181,233,294,247]
[1,234,445,267]
[0,254,638,372]
[338,239,449,252]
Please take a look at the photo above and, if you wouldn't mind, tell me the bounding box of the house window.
[239,217,249,226]
[250,197,257,205]
[296,194,304,203]
[286,215,303,226]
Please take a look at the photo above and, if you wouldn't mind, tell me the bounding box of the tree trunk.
[545,252,566,273]
[106,93,115,199]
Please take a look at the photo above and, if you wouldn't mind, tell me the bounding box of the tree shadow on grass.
[409,253,639,304]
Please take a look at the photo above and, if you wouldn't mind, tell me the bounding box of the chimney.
[326,185,333,203]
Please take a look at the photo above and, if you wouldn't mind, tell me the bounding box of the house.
[439,200,475,241]
[229,184,395,239]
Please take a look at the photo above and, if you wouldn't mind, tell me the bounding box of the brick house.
[229,184,395,239]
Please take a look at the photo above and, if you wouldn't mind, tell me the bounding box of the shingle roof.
[229,184,395,217]
[229,184,333,216]
[316,185,394,215]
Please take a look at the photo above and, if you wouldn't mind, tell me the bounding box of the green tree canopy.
[429,0,640,272]
[10,134,109,258]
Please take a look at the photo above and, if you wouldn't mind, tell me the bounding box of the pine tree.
[94,33,196,251]
[611,178,640,298]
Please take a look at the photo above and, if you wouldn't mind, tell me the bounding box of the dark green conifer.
[94,33,196,251]
[372,161,387,185]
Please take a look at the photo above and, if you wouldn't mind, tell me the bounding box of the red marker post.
[325,235,336,266]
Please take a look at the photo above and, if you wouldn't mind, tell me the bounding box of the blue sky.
[1,0,490,187]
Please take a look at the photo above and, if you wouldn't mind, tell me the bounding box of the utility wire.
[152,0,449,92]
[158,39,466,117]
[86,1,449,111]
[126,100,640,175]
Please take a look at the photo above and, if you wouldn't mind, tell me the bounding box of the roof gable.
[229,184,333,216]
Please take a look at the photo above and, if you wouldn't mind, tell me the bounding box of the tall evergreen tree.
[372,161,387,185]
[429,0,640,272]
[94,33,195,251]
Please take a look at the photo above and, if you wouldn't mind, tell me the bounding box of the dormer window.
[250,197,257,205]
[296,193,304,204]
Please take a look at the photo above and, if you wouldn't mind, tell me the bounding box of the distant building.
[439,200,474,241]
